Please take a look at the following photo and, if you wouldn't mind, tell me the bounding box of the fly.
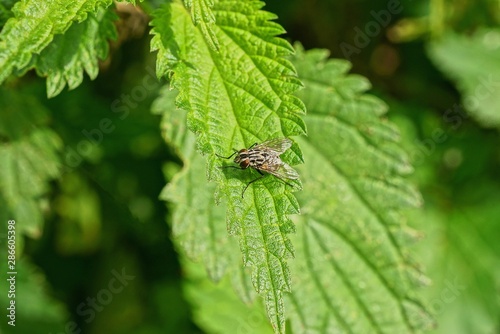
[216,138,300,197]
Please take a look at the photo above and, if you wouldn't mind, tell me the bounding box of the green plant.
[11,0,500,333]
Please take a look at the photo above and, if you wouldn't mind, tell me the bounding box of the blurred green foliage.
[0,0,499,333]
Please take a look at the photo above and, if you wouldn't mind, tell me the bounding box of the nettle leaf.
[182,257,273,334]
[0,87,62,249]
[28,7,118,98]
[182,0,219,51]
[285,45,433,333]
[418,196,500,333]
[0,0,112,84]
[151,1,306,332]
[428,28,500,128]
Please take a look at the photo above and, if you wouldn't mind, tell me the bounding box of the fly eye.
[240,159,250,169]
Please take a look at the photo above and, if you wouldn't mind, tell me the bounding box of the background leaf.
[415,203,500,334]
[285,46,432,333]
[427,28,500,128]
[0,0,112,83]
[0,87,62,248]
[28,7,118,98]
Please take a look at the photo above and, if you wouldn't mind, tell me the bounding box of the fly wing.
[253,138,292,154]
[266,162,300,180]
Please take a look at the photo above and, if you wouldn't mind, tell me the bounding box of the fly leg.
[242,170,265,198]
[215,151,238,160]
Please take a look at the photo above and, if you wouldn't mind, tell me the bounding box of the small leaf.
[428,28,500,128]
[0,87,62,245]
[29,7,118,98]
[0,0,112,84]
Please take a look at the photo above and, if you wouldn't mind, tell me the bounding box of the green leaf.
[428,28,500,128]
[417,196,500,334]
[28,7,118,98]
[285,45,433,333]
[151,1,305,332]
[182,0,219,51]
[0,0,112,84]
[182,257,273,334]
[0,87,62,247]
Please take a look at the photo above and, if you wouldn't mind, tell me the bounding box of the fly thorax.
[249,150,270,165]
